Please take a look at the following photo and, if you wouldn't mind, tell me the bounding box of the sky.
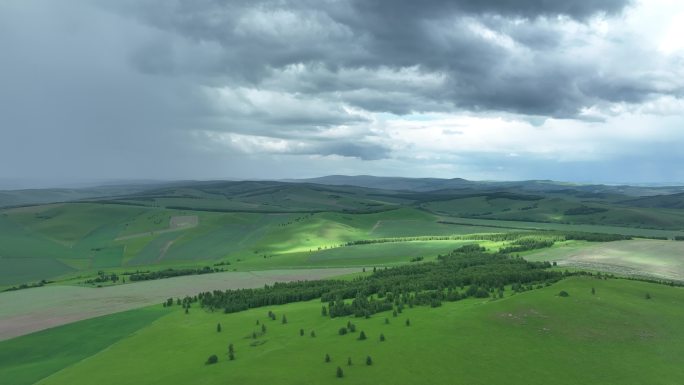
[1,0,684,187]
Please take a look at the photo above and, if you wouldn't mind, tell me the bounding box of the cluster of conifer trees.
[198,244,563,317]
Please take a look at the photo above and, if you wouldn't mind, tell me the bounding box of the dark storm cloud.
[102,0,657,118]
[350,0,631,20]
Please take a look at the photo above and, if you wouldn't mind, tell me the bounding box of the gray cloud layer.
[1,0,683,184]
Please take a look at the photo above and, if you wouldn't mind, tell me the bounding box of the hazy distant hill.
[3,176,684,209]
[292,175,684,197]
[620,192,684,209]
[0,182,183,208]
[291,175,474,191]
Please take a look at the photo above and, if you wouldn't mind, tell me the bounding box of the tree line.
[129,266,222,282]
[343,231,630,247]
[197,244,564,317]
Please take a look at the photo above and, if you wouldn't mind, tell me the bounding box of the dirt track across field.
[0,268,360,341]
[115,215,199,241]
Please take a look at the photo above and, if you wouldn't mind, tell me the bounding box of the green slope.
[10,277,682,385]
[0,306,169,385]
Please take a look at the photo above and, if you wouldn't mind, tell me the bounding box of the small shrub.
[206,354,218,365]
[336,366,344,378]
[558,290,570,297]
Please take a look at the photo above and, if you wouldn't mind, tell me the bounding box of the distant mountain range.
[2,175,684,209]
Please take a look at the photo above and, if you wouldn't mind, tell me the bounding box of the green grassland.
[436,215,684,238]
[2,277,682,385]
[0,268,362,342]
[0,306,169,385]
[422,194,684,229]
[3,180,684,289]
[235,240,482,270]
[0,202,526,287]
[4,179,684,385]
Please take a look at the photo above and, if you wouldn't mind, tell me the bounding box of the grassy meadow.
[3,195,684,289]
[2,277,682,385]
[2,179,684,385]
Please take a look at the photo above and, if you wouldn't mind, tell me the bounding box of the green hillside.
[2,277,682,385]
[3,179,684,288]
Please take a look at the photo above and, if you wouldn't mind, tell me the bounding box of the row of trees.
[498,237,555,254]
[129,266,220,282]
[342,230,630,248]
[84,271,120,285]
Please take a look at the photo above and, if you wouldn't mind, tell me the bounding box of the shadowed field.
[526,240,684,281]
